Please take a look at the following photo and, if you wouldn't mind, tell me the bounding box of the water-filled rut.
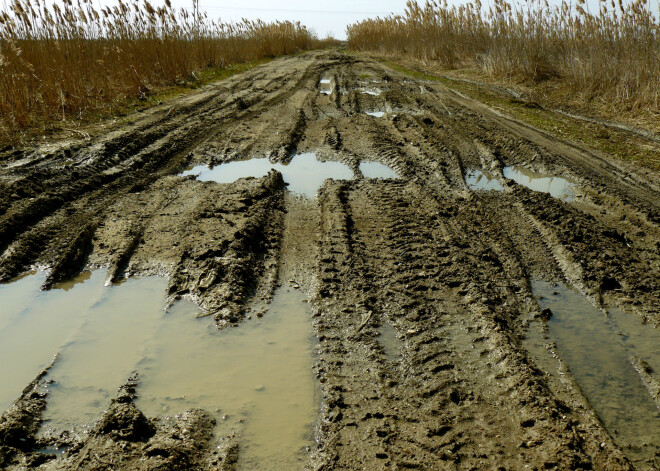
[0,270,318,470]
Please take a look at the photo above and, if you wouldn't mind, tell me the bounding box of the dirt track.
[0,50,659,470]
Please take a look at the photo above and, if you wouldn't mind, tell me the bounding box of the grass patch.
[379,57,659,171]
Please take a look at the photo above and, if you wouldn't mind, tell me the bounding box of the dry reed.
[348,0,659,114]
[0,0,319,140]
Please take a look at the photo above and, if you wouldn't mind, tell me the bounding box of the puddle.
[36,445,68,456]
[532,281,660,463]
[53,270,92,291]
[0,271,319,469]
[181,153,353,197]
[503,166,575,201]
[465,169,505,191]
[0,271,107,413]
[378,322,402,362]
[319,76,333,95]
[137,286,318,470]
[361,88,382,96]
[41,275,168,432]
[360,161,398,179]
[365,111,385,118]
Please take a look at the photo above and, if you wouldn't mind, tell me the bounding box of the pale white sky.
[190,0,407,39]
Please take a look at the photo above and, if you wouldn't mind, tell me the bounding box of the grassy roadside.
[359,53,659,171]
[1,58,273,150]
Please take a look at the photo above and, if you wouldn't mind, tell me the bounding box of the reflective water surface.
[181,153,354,197]
[532,281,660,464]
[0,272,319,470]
[378,322,403,362]
[137,286,318,470]
[465,166,576,201]
[465,169,505,191]
[503,166,575,201]
[361,88,382,96]
[360,161,398,179]
[0,271,107,413]
[319,76,333,95]
[42,275,168,431]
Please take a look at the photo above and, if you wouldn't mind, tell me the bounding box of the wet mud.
[0,50,659,469]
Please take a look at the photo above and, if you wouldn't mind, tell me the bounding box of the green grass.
[381,58,659,171]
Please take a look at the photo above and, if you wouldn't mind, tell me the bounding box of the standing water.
[137,287,318,470]
[41,275,168,432]
[465,169,505,191]
[319,76,333,95]
[0,270,106,413]
[0,271,318,469]
[181,153,353,197]
[503,166,575,201]
[532,281,660,464]
[360,161,398,179]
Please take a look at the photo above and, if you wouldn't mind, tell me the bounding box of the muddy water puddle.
[41,274,168,432]
[465,166,576,201]
[465,169,505,191]
[319,76,333,95]
[504,166,575,201]
[182,153,353,197]
[0,271,318,469]
[0,270,107,413]
[182,153,398,196]
[360,161,398,179]
[137,286,318,470]
[378,322,403,362]
[531,281,660,463]
[361,88,382,96]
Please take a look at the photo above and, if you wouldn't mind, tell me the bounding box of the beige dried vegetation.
[0,0,321,141]
[348,0,659,118]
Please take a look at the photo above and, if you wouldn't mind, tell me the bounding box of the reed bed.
[348,0,660,114]
[0,0,318,140]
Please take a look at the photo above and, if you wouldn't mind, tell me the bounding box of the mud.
[0,50,659,469]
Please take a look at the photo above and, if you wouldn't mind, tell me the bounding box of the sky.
[170,0,410,39]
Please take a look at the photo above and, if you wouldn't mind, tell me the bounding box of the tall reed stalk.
[0,0,318,139]
[348,0,659,113]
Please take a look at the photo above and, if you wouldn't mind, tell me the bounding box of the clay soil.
[0,50,659,470]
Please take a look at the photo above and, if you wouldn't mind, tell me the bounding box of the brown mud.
[0,50,659,469]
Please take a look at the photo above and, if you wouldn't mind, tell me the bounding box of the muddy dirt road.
[0,50,659,470]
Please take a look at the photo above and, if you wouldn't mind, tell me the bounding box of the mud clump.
[0,381,49,467]
[55,379,217,471]
[0,374,224,470]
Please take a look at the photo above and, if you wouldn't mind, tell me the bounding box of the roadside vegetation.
[347,0,659,130]
[0,0,333,143]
